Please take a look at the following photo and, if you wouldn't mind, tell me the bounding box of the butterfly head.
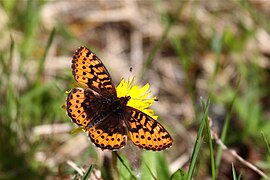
[119,96,131,106]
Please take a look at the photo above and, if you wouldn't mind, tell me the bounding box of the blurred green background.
[1,0,270,179]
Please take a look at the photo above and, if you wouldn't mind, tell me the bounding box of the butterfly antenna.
[126,67,134,97]
[132,97,159,101]
[128,66,133,82]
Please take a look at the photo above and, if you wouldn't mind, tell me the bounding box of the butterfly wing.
[88,113,128,150]
[72,46,117,97]
[125,106,173,151]
[66,87,127,150]
[66,87,106,127]
[67,46,118,127]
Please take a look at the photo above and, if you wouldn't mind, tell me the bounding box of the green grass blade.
[211,32,222,79]
[8,35,14,76]
[156,152,170,179]
[186,98,210,180]
[115,152,137,180]
[141,151,170,180]
[36,28,56,82]
[261,131,270,157]
[232,163,237,180]
[170,36,198,115]
[215,76,241,176]
[202,99,215,180]
[81,165,93,180]
[143,162,157,180]
[73,173,79,180]
[20,0,41,61]
[170,169,186,180]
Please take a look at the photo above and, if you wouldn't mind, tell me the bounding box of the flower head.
[116,77,158,119]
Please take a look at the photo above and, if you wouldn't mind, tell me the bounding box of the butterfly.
[66,46,173,151]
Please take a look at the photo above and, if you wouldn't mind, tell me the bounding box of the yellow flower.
[116,77,158,120]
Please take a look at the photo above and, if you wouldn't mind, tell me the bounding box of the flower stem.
[112,151,119,180]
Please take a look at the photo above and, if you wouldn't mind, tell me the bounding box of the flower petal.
[116,77,158,119]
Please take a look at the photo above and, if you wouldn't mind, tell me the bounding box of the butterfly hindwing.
[66,87,105,127]
[88,113,127,150]
[72,46,117,97]
[125,106,173,151]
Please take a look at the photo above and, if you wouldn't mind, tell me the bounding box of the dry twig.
[210,118,269,180]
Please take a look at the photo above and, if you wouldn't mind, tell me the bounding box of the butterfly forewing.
[125,107,173,151]
[72,46,117,97]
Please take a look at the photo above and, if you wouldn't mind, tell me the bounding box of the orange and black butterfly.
[66,47,173,151]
